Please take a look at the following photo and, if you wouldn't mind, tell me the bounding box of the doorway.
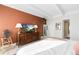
[43,25,48,36]
[63,20,70,39]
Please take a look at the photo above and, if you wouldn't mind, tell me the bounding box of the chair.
[0,29,13,47]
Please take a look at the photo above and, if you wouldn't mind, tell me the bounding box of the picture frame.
[55,23,61,30]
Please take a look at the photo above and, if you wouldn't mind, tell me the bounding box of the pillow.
[74,41,79,55]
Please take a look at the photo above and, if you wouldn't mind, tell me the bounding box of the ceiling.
[3,4,79,18]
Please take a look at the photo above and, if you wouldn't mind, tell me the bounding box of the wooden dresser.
[18,32,40,45]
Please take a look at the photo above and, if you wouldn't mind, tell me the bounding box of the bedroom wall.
[66,12,79,41]
[47,11,79,41]
[0,5,44,42]
[47,15,64,39]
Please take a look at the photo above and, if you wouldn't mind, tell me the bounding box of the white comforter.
[16,38,76,55]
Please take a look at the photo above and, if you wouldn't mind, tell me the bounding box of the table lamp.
[16,23,22,45]
[34,25,38,32]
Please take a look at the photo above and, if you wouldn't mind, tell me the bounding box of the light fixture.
[16,23,22,46]
[16,23,22,28]
[34,25,38,28]
[16,23,22,34]
[34,25,38,32]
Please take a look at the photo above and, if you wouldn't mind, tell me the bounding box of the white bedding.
[17,38,67,55]
[35,40,76,55]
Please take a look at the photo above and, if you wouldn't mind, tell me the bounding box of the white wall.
[66,12,79,40]
[47,11,79,40]
[46,15,65,38]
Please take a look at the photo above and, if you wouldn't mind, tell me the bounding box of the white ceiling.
[3,4,79,18]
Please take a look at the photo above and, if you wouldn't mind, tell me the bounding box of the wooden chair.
[1,37,13,47]
[0,29,13,47]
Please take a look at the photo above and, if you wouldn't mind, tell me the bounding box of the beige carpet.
[0,43,18,55]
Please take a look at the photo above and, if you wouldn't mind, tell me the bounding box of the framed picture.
[55,23,61,30]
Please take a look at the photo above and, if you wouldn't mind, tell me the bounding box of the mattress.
[16,38,67,55]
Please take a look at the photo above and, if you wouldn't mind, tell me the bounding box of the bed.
[16,38,69,55]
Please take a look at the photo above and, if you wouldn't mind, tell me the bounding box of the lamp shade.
[34,25,38,28]
[16,23,22,28]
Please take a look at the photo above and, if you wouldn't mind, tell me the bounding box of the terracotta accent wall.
[0,5,44,42]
